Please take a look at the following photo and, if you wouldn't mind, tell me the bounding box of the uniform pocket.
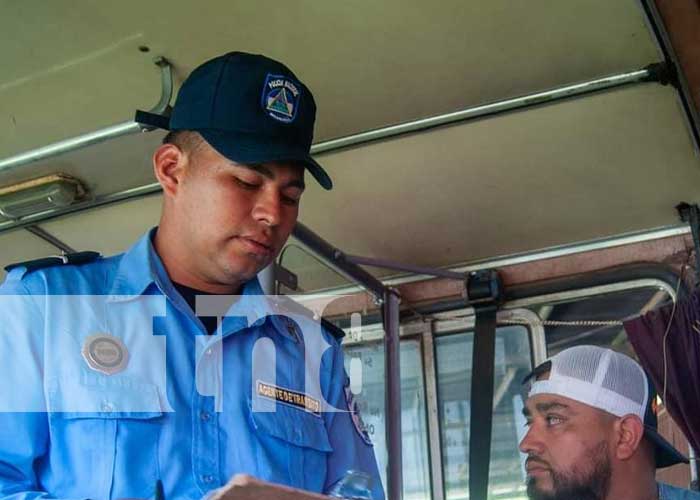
[249,401,333,490]
[47,378,164,499]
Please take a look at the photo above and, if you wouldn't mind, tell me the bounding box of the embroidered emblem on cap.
[345,382,373,445]
[81,334,129,375]
[256,380,320,416]
[261,74,301,123]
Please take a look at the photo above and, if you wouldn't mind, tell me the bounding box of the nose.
[519,425,543,456]
[252,187,282,227]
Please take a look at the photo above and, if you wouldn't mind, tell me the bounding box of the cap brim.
[522,360,552,384]
[135,110,172,131]
[132,113,334,189]
[644,426,689,468]
[303,155,333,191]
[199,129,332,190]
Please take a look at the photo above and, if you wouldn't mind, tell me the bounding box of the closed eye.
[234,177,261,190]
[282,195,300,206]
[281,187,303,206]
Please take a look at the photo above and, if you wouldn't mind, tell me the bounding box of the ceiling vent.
[0,174,87,220]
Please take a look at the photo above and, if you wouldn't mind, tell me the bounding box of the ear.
[614,415,645,461]
[153,143,187,197]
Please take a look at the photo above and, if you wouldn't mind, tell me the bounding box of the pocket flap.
[47,377,163,419]
[250,401,333,452]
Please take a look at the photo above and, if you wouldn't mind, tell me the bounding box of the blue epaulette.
[4,251,102,275]
[321,318,346,340]
[269,294,346,340]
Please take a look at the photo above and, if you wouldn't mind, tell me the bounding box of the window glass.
[278,242,354,293]
[344,339,431,500]
[435,325,532,500]
[528,286,672,356]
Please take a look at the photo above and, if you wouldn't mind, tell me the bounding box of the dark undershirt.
[172,282,223,335]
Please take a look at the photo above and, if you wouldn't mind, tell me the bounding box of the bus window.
[509,280,676,356]
[434,323,534,500]
[335,311,538,500]
[343,338,431,500]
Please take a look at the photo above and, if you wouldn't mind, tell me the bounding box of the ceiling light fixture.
[0,174,87,220]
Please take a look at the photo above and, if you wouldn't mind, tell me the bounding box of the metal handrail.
[0,65,666,235]
[0,57,173,175]
[311,66,660,154]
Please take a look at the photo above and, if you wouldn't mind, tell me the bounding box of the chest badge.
[81,334,129,375]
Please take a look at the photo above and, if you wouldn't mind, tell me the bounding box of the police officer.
[0,52,384,500]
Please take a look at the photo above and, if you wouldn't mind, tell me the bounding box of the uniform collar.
[106,228,298,341]
[216,276,302,342]
[108,228,161,300]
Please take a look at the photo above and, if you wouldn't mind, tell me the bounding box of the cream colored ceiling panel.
[1,5,162,157]
[1,83,696,292]
[296,83,700,276]
[0,229,62,281]
[38,195,163,257]
[5,84,697,291]
[1,0,660,160]
[0,130,165,200]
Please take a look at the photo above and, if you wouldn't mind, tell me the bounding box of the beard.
[526,441,612,500]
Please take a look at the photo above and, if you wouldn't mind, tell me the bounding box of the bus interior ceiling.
[1,0,699,288]
[3,1,700,498]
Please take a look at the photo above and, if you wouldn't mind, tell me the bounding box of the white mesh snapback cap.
[523,345,687,468]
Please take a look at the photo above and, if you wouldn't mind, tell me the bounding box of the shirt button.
[101,402,114,413]
[202,474,214,484]
[205,349,213,356]
[200,411,210,422]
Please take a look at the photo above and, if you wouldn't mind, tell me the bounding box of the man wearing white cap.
[520,345,699,500]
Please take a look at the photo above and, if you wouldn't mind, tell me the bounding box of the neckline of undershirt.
[172,281,223,335]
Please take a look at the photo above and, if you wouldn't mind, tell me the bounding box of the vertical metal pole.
[422,323,446,500]
[384,289,403,500]
[689,442,699,491]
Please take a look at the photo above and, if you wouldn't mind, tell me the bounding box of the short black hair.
[162,130,206,156]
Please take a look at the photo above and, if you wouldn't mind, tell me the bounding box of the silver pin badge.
[81,334,129,375]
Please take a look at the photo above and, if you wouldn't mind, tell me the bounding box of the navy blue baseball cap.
[136,51,332,190]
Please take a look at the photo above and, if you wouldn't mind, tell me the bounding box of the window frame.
[337,263,686,499]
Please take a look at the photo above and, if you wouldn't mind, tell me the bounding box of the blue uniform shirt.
[0,230,384,500]
[659,483,700,500]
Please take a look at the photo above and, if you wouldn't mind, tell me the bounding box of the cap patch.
[262,74,301,123]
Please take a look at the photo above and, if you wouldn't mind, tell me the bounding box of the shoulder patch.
[322,318,346,340]
[268,295,345,340]
[345,380,373,446]
[4,251,101,275]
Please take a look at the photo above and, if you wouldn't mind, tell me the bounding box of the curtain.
[623,288,700,454]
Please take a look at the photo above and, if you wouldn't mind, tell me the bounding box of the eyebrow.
[242,164,306,190]
[522,401,572,417]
